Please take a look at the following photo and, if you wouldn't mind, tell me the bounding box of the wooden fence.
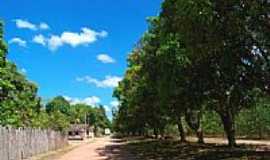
[0,126,68,160]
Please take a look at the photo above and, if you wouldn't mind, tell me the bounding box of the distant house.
[104,128,111,135]
[68,124,94,140]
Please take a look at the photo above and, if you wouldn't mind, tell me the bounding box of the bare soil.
[49,136,134,160]
[47,136,270,160]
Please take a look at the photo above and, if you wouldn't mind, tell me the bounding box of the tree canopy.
[113,0,270,147]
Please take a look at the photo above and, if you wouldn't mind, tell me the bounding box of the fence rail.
[0,126,68,160]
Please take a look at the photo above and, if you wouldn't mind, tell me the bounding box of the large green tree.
[0,21,10,101]
[0,21,42,127]
[161,0,270,146]
[113,0,270,147]
[46,96,70,115]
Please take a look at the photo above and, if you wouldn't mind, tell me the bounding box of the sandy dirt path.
[57,137,112,160]
[50,136,270,160]
[53,136,129,160]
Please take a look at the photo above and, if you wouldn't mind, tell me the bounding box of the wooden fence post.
[0,126,68,160]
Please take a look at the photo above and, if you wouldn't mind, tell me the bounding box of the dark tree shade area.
[112,0,270,147]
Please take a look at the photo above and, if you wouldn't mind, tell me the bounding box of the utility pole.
[85,113,87,138]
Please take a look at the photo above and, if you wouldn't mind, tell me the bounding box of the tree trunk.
[154,128,158,139]
[259,126,263,139]
[94,125,97,136]
[220,112,237,147]
[185,109,204,144]
[177,117,186,142]
[196,127,204,144]
[160,129,165,140]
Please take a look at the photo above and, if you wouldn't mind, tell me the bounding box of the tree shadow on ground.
[96,138,137,160]
[97,138,270,160]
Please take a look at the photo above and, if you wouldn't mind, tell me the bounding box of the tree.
[0,21,7,68]
[0,21,11,102]
[160,0,270,147]
[113,42,172,137]
[47,110,70,132]
[112,0,270,147]
[236,96,270,138]
[85,105,111,135]
[44,96,72,131]
[69,103,89,124]
[0,21,42,127]
[95,105,111,129]
[46,96,70,115]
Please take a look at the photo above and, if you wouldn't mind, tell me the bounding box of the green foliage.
[201,111,223,135]
[0,21,46,128]
[69,103,89,124]
[46,96,70,115]
[201,101,270,139]
[0,21,7,67]
[93,105,111,129]
[113,0,270,147]
[30,110,50,129]
[47,110,70,132]
[0,57,41,127]
[44,97,111,132]
[236,97,270,138]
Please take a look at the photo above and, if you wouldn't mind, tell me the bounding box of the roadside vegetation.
[0,22,111,133]
[112,0,270,148]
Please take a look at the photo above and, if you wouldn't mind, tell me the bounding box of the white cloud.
[76,75,122,88]
[33,34,46,46]
[99,31,108,38]
[47,27,108,51]
[64,96,101,106]
[39,22,50,30]
[103,105,111,112]
[83,96,101,106]
[97,54,115,63]
[110,100,119,107]
[14,19,37,30]
[48,35,63,51]
[9,37,27,47]
[13,19,50,31]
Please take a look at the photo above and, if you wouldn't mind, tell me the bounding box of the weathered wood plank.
[0,127,68,160]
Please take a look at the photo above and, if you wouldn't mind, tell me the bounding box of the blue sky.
[0,0,163,118]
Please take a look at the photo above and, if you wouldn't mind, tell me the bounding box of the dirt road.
[52,137,131,160]
[48,136,270,160]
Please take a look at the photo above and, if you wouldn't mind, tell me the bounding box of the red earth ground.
[49,136,270,160]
